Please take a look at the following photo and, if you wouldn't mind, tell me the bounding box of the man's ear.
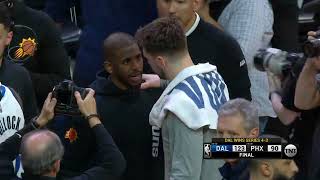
[156,55,167,70]
[5,31,13,46]
[52,160,61,174]
[104,61,112,74]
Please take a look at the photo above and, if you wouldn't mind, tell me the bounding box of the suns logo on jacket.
[14,38,37,59]
[65,128,78,143]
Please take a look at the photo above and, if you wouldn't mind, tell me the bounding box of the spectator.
[53,0,157,87]
[249,159,298,180]
[268,58,314,179]
[136,16,229,180]
[294,53,320,179]
[217,98,259,179]
[249,135,299,180]
[0,4,38,122]
[0,5,38,176]
[156,0,251,100]
[89,32,164,180]
[0,90,126,180]
[218,0,276,133]
[3,0,71,107]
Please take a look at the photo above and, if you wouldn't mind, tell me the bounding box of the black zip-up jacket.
[6,0,70,107]
[90,70,164,180]
[0,122,126,180]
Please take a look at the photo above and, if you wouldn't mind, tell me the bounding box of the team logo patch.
[65,128,78,143]
[14,38,37,59]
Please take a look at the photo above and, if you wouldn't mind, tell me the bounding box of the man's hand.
[36,93,57,128]
[308,31,319,40]
[140,74,161,89]
[74,89,101,128]
[305,56,320,71]
[74,88,97,117]
[267,71,282,93]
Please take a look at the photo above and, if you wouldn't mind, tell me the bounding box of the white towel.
[149,63,230,130]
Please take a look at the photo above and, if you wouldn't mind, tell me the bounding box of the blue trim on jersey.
[15,155,21,174]
[0,85,6,100]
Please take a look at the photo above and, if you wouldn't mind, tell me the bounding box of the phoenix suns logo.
[7,24,39,63]
[65,128,78,143]
[14,38,37,59]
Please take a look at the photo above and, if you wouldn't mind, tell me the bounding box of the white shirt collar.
[185,13,200,37]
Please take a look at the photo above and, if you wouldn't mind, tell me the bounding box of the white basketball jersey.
[0,84,25,177]
[0,84,25,143]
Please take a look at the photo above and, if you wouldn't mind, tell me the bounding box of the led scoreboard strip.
[203,138,297,159]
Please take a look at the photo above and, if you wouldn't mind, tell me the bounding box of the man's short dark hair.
[0,3,12,31]
[135,16,187,57]
[103,32,137,62]
[249,134,288,171]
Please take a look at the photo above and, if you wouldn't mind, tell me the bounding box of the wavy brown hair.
[135,16,187,57]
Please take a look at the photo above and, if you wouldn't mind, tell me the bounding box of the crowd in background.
[0,0,319,180]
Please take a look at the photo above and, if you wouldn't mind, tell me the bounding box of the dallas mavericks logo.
[175,71,228,111]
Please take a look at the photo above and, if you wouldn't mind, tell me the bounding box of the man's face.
[217,113,252,138]
[108,43,143,89]
[143,49,166,79]
[272,160,298,180]
[157,0,197,29]
[217,113,258,164]
[0,24,12,60]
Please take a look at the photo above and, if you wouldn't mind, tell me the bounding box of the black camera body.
[52,80,87,116]
[303,38,320,58]
[254,48,303,77]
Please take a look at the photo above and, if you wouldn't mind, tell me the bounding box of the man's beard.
[273,172,295,180]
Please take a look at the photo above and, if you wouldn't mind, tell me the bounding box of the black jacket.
[219,160,250,180]
[0,123,126,180]
[0,58,38,122]
[6,0,70,107]
[90,70,164,180]
[187,19,251,100]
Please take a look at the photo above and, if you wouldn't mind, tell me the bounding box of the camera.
[52,80,87,116]
[303,38,320,58]
[254,48,303,77]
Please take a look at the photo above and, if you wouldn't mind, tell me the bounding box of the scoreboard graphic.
[203,138,297,159]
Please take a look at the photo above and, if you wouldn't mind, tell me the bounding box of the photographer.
[294,46,320,179]
[269,59,315,180]
[0,89,126,180]
[295,57,320,109]
[254,48,316,179]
